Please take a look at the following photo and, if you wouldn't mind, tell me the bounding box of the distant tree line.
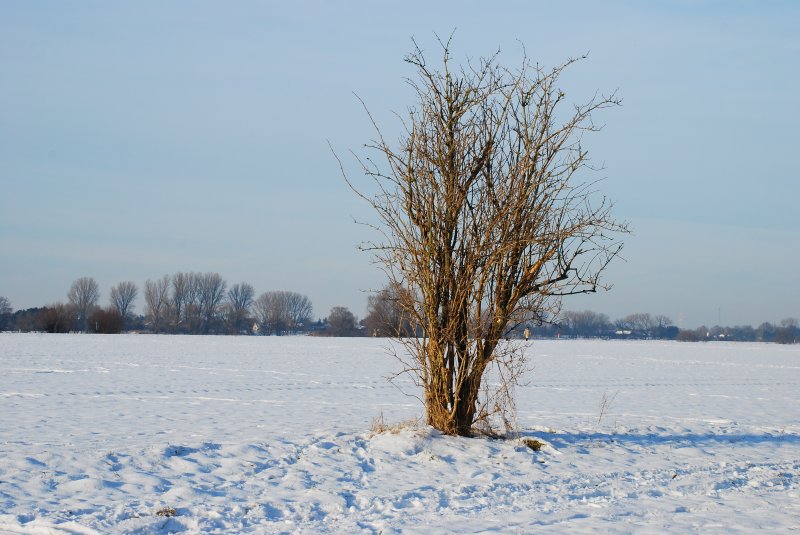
[2,274,348,337]
[521,310,798,344]
[0,287,797,344]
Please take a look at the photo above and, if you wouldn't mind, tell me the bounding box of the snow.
[0,333,798,533]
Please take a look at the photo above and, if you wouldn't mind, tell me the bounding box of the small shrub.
[523,438,546,451]
[598,390,619,425]
[88,307,124,334]
[676,329,701,342]
[38,303,75,333]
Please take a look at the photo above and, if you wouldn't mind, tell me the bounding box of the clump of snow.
[0,334,797,533]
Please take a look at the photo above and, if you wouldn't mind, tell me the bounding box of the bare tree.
[0,296,11,331]
[68,277,100,332]
[253,291,313,335]
[326,306,357,336]
[774,318,798,344]
[109,281,138,325]
[188,273,206,332]
[619,313,656,337]
[0,296,11,316]
[38,302,75,333]
[253,292,282,335]
[171,272,191,331]
[284,291,313,332]
[341,38,626,436]
[256,292,280,334]
[226,282,255,334]
[561,310,611,338]
[197,272,227,334]
[364,283,416,337]
[756,322,775,342]
[144,275,171,333]
[653,314,674,338]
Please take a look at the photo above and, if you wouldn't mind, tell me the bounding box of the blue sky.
[1,1,798,327]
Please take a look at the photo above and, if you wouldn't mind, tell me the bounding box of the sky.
[1,1,798,328]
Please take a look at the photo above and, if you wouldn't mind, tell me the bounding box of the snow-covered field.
[0,334,798,534]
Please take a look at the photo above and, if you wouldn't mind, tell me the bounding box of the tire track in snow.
[1,381,403,400]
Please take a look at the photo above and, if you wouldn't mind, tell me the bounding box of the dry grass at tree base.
[371,412,552,455]
[370,413,422,435]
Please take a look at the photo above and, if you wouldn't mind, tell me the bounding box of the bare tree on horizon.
[0,296,13,330]
[226,282,255,334]
[197,272,227,334]
[68,277,100,332]
[110,281,138,326]
[326,306,357,337]
[144,275,170,333]
[0,296,11,315]
[364,283,416,337]
[253,290,313,335]
[171,272,191,331]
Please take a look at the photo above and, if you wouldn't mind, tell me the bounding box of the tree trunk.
[423,337,484,436]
